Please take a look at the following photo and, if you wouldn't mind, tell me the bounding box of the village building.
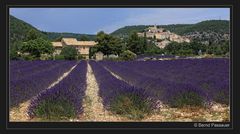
[137,25,190,48]
[156,40,171,48]
[147,25,165,33]
[155,32,170,40]
[95,51,104,61]
[52,38,97,59]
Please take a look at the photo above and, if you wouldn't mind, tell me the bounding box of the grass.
[109,93,152,120]
[34,99,76,121]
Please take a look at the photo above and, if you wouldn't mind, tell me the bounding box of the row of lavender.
[10,60,49,70]
[10,60,77,107]
[99,58,230,105]
[28,61,87,118]
[89,61,156,110]
[10,60,68,81]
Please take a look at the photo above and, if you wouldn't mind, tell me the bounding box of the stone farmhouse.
[137,25,190,48]
[52,38,97,59]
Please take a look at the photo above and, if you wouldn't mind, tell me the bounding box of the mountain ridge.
[10,15,229,46]
[110,20,229,35]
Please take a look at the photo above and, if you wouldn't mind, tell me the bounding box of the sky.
[10,8,230,34]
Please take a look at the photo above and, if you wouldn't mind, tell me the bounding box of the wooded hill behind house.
[10,15,230,47]
[10,15,96,47]
[10,15,48,46]
[42,32,96,41]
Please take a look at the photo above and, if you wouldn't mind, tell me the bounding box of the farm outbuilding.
[95,51,104,61]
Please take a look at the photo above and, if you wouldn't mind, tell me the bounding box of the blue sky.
[10,8,230,34]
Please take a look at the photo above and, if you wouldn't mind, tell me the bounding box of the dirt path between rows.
[77,63,127,121]
[9,64,78,122]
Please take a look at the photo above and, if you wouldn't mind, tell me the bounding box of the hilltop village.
[50,26,191,60]
[137,25,190,48]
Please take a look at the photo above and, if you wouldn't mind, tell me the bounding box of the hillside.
[180,20,230,44]
[111,20,230,44]
[111,20,229,36]
[10,15,229,46]
[42,32,96,41]
[111,24,193,37]
[10,15,47,46]
[10,15,96,46]
[176,20,229,35]
[111,25,149,37]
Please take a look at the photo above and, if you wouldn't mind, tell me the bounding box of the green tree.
[20,38,54,58]
[206,45,215,54]
[60,46,78,60]
[189,41,207,55]
[54,36,63,41]
[95,31,112,55]
[221,41,229,55]
[165,42,195,56]
[79,35,89,41]
[214,46,224,55]
[205,41,229,56]
[89,46,98,58]
[144,41,164,55]
[10,41,24,60]
[10,48,19,60]
[108,37,124,55]
[165,42,181,55]
[127,32,146,55]
[178,49,193,56]
[25,29,39,41]
[120,50,137,61]
[95,31,124,56]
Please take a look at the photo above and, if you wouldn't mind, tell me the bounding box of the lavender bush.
[28,61,87,119]
[10,60,77,107]
[89,61,156,119]
[100,58,229,106]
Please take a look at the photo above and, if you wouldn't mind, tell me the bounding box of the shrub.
[20,54,36,61]
[120,50,137,61]
[109,93,151,120]
[10,49,19,60]
[54,55,65,60]
[60,46,78,60]
[77,54,85,60]
[168,91,204,108]
[33,99,76,121]
[213,90,229,105]
[103,57,123,61]
[40,54,51,60]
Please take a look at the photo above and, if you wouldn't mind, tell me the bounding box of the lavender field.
[9,58,230,122]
